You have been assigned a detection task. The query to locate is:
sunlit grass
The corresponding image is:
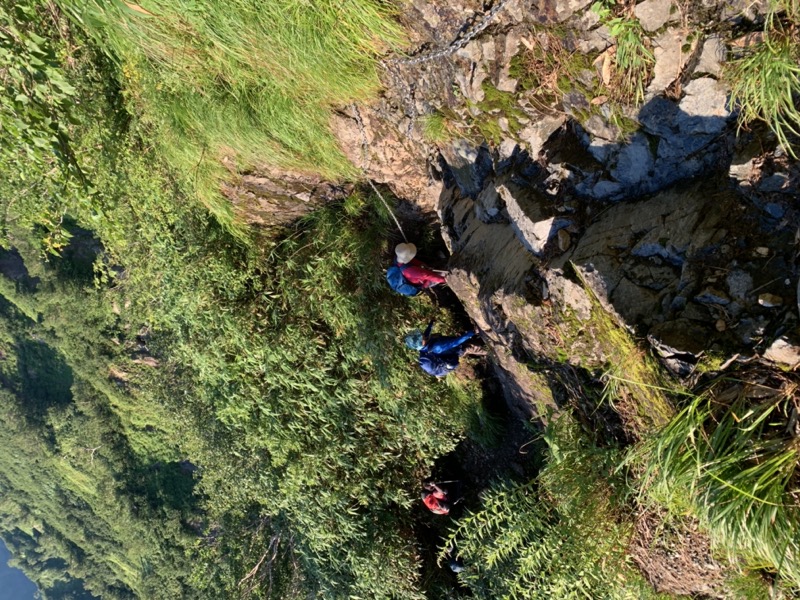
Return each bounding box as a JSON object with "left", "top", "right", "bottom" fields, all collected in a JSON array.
[
  {"left": 58, "top": 0, "right": 406, "bottom": 233},
  {"left": 633, "top": 375, "right": 800, "bottom": 587},
  {"left": 727, "top": 0, "right": 800, "bottom": 156}
]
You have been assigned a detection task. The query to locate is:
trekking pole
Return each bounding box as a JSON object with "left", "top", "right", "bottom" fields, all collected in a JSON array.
[{"left": 366, "top": 178, "right": 409, "bottom": 243}]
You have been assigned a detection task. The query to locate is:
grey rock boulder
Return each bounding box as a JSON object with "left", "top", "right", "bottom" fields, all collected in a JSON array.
[
  {"left": 518, "top": 115, "right": 565, "bottom": 157},
  {"left": 678, "top": 78, "right": 731, "bottom": 133},
  {"left": 647, "top": 29, "right": 691, "bottom": 97},
  {"left": 634, "top": 0, "right": 678, "bottom": 32}
]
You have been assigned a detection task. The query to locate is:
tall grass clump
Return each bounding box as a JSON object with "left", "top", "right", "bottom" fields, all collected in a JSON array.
[
  {"left": 56, "top": 0, "right": 405, "bottom": 230},
  {"left": 727, "top": 0, "right": 800, "bottom": 155},
  {"left": 570, "top": 263, "right": 675, "bottom": 436},
  {"left": 635, "top": 374, "right": 800, "bottom": 587},
  {"left": 591, "top": 2, "right": 654, "bottom": 105},
  {"left": 441, "top": 416, "right": 663, "bottom": 599}
]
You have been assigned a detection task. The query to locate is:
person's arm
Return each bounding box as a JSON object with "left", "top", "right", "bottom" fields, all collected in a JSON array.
[{"left": 422, "top": 320, "right": 434, "bottom": 344}]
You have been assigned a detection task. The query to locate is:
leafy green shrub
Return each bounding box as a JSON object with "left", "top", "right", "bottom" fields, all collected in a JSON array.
[
  {"left": 441, "top": 416, "right": 659, "bottom": 599},
  {"left": 0, "top": 2, "right": 87, "bottom": 255},
  {"left": 0, "top": 3, "right": 80, "bottom": 179}
]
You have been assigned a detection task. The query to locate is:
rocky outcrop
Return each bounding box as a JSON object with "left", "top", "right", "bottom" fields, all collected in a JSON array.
[
  {"left": 439, "top": 127, "right": 799, "bottom": 395},
  {"left": 331, "top": 106, "right": 443, "bottom": 212},
  {"left": 222, "top": 167, "right": 352, "bottom": 230}
]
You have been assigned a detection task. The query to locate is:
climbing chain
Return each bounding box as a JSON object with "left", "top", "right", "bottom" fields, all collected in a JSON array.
[
  {"left": 350, "top": 0, "right": 513, "bottom": 241},
  {"left": 351, "top": 103, "right": 409, "bottom": 242},
  {"left": 383, "top": 0, "right": 512, "bottom": 67}
]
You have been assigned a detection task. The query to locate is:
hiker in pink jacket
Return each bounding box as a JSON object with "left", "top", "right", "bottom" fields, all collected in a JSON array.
[{"left": 394, "top": 243, "right": 446, "bottom": 288}]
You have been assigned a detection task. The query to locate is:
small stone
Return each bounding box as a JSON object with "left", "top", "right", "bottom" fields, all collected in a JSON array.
[
  {"left": 518, "top": 115, "right": 565, "bottom": 157},
  {"left": 499, "top": 137, "right": 517, "bottom": 159},
  {"left": 695, "top": 288, "right": 730, "bottom": 306},
  {"left": 715, "top": 319, "right": 727, "bottom": 332},
  {"left": 482, "top": 40, "right": 496, "bottom": 63},
  {"left": 455, "top": 39, "right": 483, "bottom": 63},
  {"left": 553, "top": 0, "right": 594, "bottom": 22},
  {"left": 562, "top": 92, "right": 590, "bottom": 115},
  {"left": 583, "top": 114, "right": 620, "bottom": 141},
  {"left": 557, "top": 228, "right": 571, "bottom": 251},
  {"left": 634, "top": 0, "right": 677, "bottom": 32},
  {"left": 591, "top": 179, "right": 623, "bottom": 199},
  {"left": 758, "top": 173, "right": 789, "bottom": 192},
  {"left": 758, "top": 293, "right": 783, "bottom": 308},
  {"left": 497, "top": 31, "right": 521, "bottom": 92},
  {"left": 694, "top": 36, "right": 725, "bottom": 76},
  {"left": 754, "top": 247, "right": 769, "bottom": 257},
  {"left": 729, "top": 158, "right": 754, "bottom": 180},
  {"left": 498, "top": 117, "right": 510, "bottom": 133},
  {"left": 577, "top": 69, "right": 598, "bottom": 88},
  {"left": 764, "top": 337, "right": 800, "bottom": 367},
  {"left": 647, "top": 29, "right": 691, "bottom": 96},
  {"left": 679, "top": 78, "right": 731, "bottom": 123},
  {"left": 726, "top": 269, "right": 753, "bottom": 301},
  {"left": 763, "top": 202, "right": 786, "bottom": 219}
]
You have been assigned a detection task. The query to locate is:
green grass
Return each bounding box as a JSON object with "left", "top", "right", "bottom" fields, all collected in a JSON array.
[
  {"left": 57, "top": 0, "right": 405, "bottom": 232},
  {"left": 727, "top": 1, "right": 800, "bottom": 156},
  {"left": 633, "top": 374, "right": 800, "bottom": 588},
  {"left": 464, "top": 82, "right": 528, "bottom": 144},
  {"left": 568, "top": 265, "right": 676, "bottom": 436},
  {"left": 420, "top": 111, "right": 455, "bottom": 144},
  {"left": 441, "top": 416, "right": 671, "bottom": 600},
  {"left": 509, "top": 27, "right": 596, "bottom": 106},
  {"left": 591, "top": 2, "right": 654, "bottom": 105}
]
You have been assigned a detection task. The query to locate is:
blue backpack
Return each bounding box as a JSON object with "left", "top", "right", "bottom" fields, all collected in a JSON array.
[{"left": 386, "top": 264, "right": 421, "bottom": 296}]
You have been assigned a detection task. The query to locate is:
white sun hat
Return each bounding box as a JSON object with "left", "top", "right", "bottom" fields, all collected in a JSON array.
[{"left": 395, "top": 242, "right": 417, "bottom": 264}]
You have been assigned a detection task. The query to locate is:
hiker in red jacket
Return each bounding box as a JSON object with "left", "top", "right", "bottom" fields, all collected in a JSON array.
[
  {"left": 394, "top": 243, "right": 446, "bottom": 288},
  {"left": 421, "top": 481, "right": 452, "bottom": 515}
]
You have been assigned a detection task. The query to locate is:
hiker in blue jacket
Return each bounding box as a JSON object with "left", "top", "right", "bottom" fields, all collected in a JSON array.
[{"left": 405, "top": 320, "right": 483, "bottom": 377}]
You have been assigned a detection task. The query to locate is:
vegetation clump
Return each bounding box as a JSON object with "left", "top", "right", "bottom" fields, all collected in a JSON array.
[
  {"left": 635, "top": 368, "right": 800, "bottom": 590},
  {"left": 591, "top": 1, "right": 654, "bottom": 105},
  {"left": 442, "top": 416, "right": 666, "bottom": 599},
  {"left": 727, "top": 0, "right": 800, "bottom": 155}
]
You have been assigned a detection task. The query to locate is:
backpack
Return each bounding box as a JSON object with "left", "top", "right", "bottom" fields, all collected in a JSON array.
[{"left": 386, "top": 264, "right": 421, "bottom": 296}]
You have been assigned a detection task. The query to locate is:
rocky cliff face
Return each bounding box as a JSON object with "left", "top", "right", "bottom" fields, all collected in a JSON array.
[
  {"left": 438, "top": 134, "right": 799, "bottom": 414},
  {"left": 326, "top": 0, "right": 800, "bottom": 421}
]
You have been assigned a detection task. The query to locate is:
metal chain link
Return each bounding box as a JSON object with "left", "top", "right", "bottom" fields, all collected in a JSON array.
[{"left": 383, "top": 0, "right": 512, "bottom": 67}]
